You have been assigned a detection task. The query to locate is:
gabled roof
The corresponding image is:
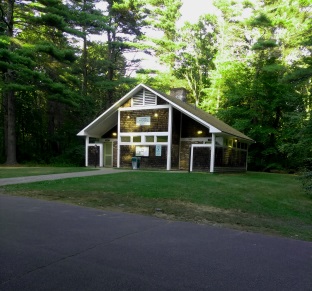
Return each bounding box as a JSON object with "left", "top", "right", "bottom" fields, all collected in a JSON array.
[{"left": 77, "top": 83, "right": 254, "bottom": 142}]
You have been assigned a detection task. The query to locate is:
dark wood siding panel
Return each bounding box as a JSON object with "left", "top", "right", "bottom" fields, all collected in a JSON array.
[
  {"left": 120, "top": 145, "right": 167, "bottom": 169},
  {"left": 120, "top": 109, "right": 168, "bottom": 133}
]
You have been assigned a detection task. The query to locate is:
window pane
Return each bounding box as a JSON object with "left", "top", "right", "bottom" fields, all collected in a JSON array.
[
  {"left": 121, "top": 136, "right": 131, "bottom": 142},
  {"left": 157, "top": 136, "right": 168, "bottom": 142},
  {"left": 133, "top": 136, "right": 141, "bottom": 142},
  {"left": 145, "top": 136, "right": 154, "bottom": 142}
]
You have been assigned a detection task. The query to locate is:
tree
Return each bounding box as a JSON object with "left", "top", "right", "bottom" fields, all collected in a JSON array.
[
  {"left": 102, "top": 0, "right": 148, "bottom": 106},
  {"left": 213, "top": 0, "right": 312, "bottom": 170},
  {"left": 86, "top": 41, "right": 132, "bottom": 116},
  {"left": 1, "top": 0, "right": 15, "bottom": 164},
  {"left": 0, "top": 0, "right": 81, "bottom": 164},
  {"left": 173, "top": 15, "right": 217, "bottom": 107},
  {"left": 146, "top": 0, "right": 182, "bottom": 68},
  {"left": 66, "top": 0, "right": 108, "bottom": 97}
]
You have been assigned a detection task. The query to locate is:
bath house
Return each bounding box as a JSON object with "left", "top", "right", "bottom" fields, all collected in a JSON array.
[{"left": 77, "top": 84, "right": 254, "bottom": 172}]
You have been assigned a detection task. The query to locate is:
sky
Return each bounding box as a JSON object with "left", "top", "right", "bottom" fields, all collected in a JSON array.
[{"left": 179, "top": 0, "right": 215, "bottom": 24}]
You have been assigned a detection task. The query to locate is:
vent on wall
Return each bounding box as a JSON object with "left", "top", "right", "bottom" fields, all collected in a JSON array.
[{"left": 132, "top": 89, "right": 157, "bottom": 106}]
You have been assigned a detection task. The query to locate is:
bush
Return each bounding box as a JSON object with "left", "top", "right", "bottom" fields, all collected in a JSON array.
[
  {"left": 300, "top": 171, "right": 312, "bottom": 198},
  {"left": 48, "top": 145, "right": 85, "bottom": 167}
]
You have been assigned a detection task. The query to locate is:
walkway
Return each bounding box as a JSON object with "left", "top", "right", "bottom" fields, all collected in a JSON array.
[{"left": 0, "top": 168, "right": 130, "bottom": 186}]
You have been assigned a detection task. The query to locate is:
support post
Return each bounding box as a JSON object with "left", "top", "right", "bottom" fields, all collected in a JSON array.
[
  {"left": 210, "top": 133, "right": 216, "bottom": 173},
  {"left": 189, "top": 145, "right": 193, "bottom": 172},
  {"left": 117, "top": 109, "right": 121, "bottom": 168},
  {"left": 85, "top": 136, "right": 89, "bottom": 167},
  {"left": 167, "top": 105, "right": 172, "bottom": 170}
]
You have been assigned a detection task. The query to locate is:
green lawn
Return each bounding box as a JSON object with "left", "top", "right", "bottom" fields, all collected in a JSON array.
[
  {"left": 1, "top": 170, "right": 311, "bottom": 241},
  {"left": 0, "top": 166, "right": 96, "bottom": 178}
]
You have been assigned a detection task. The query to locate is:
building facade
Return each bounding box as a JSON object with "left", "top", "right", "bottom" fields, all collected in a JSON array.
[{"left": 78, "top": 84, "right": 254, "bottom": 172}]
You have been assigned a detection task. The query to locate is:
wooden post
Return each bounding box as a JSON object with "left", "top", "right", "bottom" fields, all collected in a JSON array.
[{"left": 210, "top": 133, "right": 216, "bottom": 173}]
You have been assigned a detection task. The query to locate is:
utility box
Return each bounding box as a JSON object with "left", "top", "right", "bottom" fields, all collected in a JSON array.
[{"left": 131, "top": 157, "right": 141, "bottom": 169}]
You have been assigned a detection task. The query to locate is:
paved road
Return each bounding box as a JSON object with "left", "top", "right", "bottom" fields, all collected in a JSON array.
[
  {"left": 0, "top": 168, "right": 130, "bottom": 186},
  {"left": 0, "top": 195, "right": 311, "bottom": 291}
]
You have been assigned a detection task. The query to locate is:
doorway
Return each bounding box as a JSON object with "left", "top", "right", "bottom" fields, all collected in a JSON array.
[
  {"left": 103, "top": 142, "right": 113, "bottom": 167},
  {"left": 189, "top": 144, "right": 211, "bottom": 172}
]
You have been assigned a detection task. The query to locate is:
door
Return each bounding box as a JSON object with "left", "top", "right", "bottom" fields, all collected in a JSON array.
[
  {"left": 190, "top": 144, "right": 211, "bottom": 172},
  {"left": 104, "top": 142, "right": 113, "bottom": 167}
]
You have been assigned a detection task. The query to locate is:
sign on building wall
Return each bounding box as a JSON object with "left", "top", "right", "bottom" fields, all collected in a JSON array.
[
  {"left": 136, "top": 116, "right": 151, "bottom": 126},
  {"left": 155, "top": 145, "right": 162, "bottom": 156},
  {"left": 136, "top": 146, "right": 149, "bottom": 156}
]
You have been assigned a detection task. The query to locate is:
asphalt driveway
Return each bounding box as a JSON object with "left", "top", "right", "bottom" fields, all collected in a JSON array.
[{"left": 0, "top": 194, "right": 311, "bottom": 291}]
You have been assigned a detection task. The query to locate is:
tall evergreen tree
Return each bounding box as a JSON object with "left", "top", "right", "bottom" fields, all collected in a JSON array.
[
  {"left": 0, "top": 0, "right": 81, "bottom": 164},
  {"left": 102, "top": 0, "right": 148, "bottom": 106},
  {"left": 146, "top": 0, "right": 182, "bottom": 69},
  {"left": 173, "top": 15, "right": 217, "bottom": 107},
  {"left": 65, "top": 0, "right": 108, "bottom": 97}
]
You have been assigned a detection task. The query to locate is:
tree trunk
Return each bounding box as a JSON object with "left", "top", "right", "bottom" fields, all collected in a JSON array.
[
  {"left": 5, "top": 90, "right": 17, "bottom": 165},
  {"left": 107, "top": 29, "right": 114, "bottom": 106},
  {"left": 81, "top": 0, "right": 88, "bottom": 97},
  {"left": 82, "top": 33, "right": 88, "bottom": 96},
  {"left": 3, "top": 0, "right": 18, "bottom": 165}
]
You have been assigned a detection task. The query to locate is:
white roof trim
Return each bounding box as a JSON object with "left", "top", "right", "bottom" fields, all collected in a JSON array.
[{"left": 77, "top": 84, "right": 145, "bottom": 136}]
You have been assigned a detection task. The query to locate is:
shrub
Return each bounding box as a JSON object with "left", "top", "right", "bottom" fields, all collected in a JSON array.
[{"left": 300, "top": 171, "right": 312, "bottom": 198}]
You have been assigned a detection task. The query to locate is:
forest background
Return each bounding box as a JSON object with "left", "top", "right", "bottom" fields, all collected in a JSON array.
[{"left": 0, "top": 0, "right": 311, "bottom": 172}]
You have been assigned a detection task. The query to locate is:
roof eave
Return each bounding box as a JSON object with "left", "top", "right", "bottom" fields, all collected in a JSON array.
[{"left": 76, "top": 83, "right": 145, "bottom": 137}]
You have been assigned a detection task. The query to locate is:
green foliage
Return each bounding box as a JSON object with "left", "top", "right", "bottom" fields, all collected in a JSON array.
[
  {"left": 48, "top": 145, "right": 85, "bottom": 167},
  {"left": 144, "top": 0, "right": 182, "bottom": 68},
  {"left": 136, "top": 69, "right": 186, "bottom": 93},
  {"left": 173, "top": 15, "right": 218, "bottom": 106},
  {"left": 300, "top": 171, "right": 312, "bottom": 198},
  {"left": 252, "top": 39, "right": 278, "bottom": 50},
  {"left": 207, "top": 0, "right": 312, "bottom": 171}
]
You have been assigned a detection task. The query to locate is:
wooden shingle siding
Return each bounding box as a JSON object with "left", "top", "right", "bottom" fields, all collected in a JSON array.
[
  {"left": 119, "top": 145, "right": 167, "bottom": 169},
  {"left": 140, "top": 146, "right": 167, "bottom": 169},
  {"left": 113, "top": 141, "right": 118, "bottom": 167},
  {"left": 120, "top": 145, "right": 135, "bottom": 167},
  {"left": 120, "top": 109, "right": 169, "bottom": 133},
  {"left": 180, "top": 141, "right": 192, "bottom": 170}
]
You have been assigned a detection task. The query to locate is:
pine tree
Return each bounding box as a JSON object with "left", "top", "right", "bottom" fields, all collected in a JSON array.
[
  {"left": 0, "top": 0, "right": 81, "bottom": 164},
  {"left": 173, "top": 15, "right": 218, "bottom": 107}
]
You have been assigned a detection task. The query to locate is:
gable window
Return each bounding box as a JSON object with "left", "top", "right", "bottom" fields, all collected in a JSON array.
[
  {"left": 157, "top": 136, "right": 168, "bottom": 142},
  {"left": 121, "top": 136, "right": 131, "bottom": 142},
  {"left": 132, "top": 89, "right": 157, "bottom": 107}
]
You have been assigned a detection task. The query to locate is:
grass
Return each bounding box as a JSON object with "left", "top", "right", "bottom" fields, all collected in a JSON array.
[
  {"left": 1, "top": 170, "right": 311, "bottom": 241},
  {"left": 0, "top": 166, "right": 96, "bottom": 178}
]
